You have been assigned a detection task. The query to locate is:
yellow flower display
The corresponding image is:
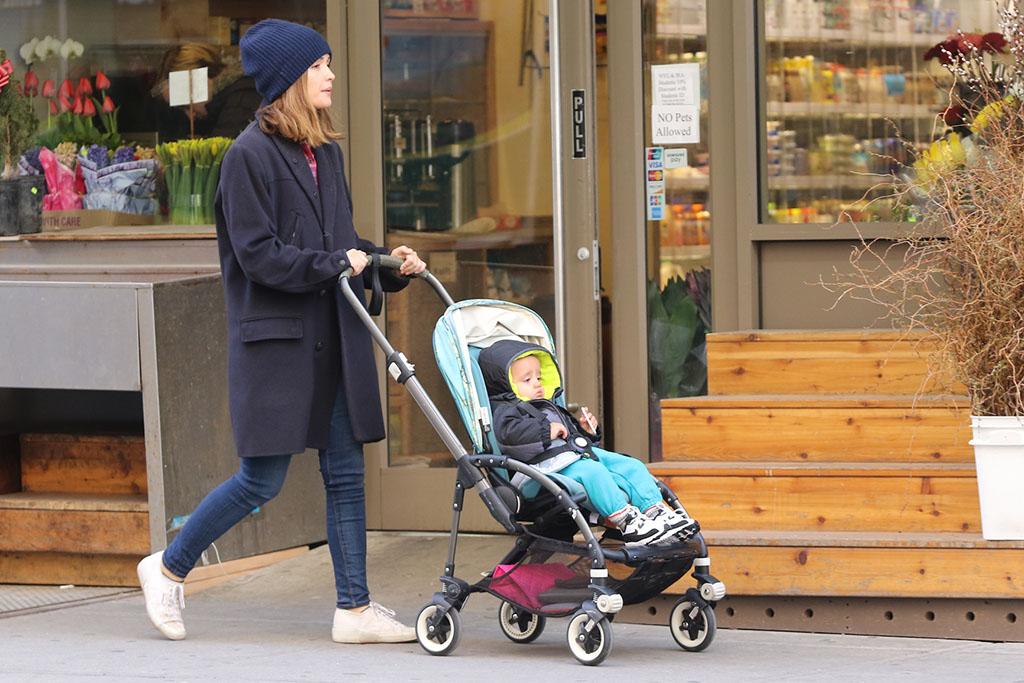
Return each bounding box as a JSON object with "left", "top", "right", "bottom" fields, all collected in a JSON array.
[{"left": 971, "top": 95, "right": 1019, "bottom": 134}]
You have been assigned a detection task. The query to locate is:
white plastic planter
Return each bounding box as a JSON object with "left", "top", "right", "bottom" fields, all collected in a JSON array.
[{"left": 969, "top": 416, "right": 1024, "bottom": 540}]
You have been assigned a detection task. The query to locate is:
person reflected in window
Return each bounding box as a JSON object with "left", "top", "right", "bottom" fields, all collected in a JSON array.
[{"left": 152, "top": 43, "right": 262, "bottom": 141}]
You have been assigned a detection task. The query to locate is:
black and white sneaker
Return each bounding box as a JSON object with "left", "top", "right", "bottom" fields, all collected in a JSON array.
[
  {"left": 617, "top": 506, "right": 668, "bottom": 546},
  {"left": 647, "top": 504, "right": 700, "bottom": 542}
]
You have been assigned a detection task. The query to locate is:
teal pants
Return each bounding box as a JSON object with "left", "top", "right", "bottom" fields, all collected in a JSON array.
[{"left": 557, "top": 447, "right": 663, "bottom": 517}]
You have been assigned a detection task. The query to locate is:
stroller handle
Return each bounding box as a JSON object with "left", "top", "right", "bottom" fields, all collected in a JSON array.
[{"left": 339, "top": 253, "right": 455, "bottom": 308}]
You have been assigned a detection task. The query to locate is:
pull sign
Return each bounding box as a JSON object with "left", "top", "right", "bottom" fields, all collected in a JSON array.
[{"left": 571, "top": 89, "right": 587, "bottom": 159}]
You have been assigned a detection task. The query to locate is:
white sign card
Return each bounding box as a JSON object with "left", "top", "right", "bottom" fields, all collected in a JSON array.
[
  {"left": 651, "top": 62, "right": 700, "bottom": 106},
  {"left": 652, "top": 105, "right": 699, "bottom": 144},
  {"left": 664, "top": 148, "right": 688, "bottom": 169},
  {"left": 168, "top": 67, "right": 209, "bottom": 107},
  {"left": 651, "top": 62, "right": 700, "bottom": 144}
]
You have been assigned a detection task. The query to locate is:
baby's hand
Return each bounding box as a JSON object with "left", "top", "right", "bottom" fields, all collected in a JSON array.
[{"left": 549, "top": 422, "right": 568, "bottom": 440}]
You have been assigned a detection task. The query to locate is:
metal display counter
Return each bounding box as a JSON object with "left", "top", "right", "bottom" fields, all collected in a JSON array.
[{"left": 0, "top": 268, "right": 326, "bottom": 567}]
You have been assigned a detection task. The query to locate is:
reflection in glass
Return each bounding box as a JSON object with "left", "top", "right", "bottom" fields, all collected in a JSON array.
[
  {"left": 381, "top": 1, "right": 555, "bottom": 467},
  {"left": 760, "top": 0, "right": 998, "bottom": 224}
]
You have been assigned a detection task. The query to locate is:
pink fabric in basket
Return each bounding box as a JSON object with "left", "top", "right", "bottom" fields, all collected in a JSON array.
[{"left": 491, "top": 563, "right": 579, "bottom": 611}]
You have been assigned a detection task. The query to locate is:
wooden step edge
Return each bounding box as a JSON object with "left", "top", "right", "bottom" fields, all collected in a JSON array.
[
  {"left": 184, "top": 545, "right": 309, "bottom": 596},
  {"left": 701, "top": 530, "right": 1024, "bottom": 550},
  {"left": 20, "top": 432, "right": 145, "bottom": 444},
  {"left": 649, "top": 461, "right": 977, "bottom": 478},
  {"left": 0, "top": 492, "right": 148, "bottom": 513},
  {"left": 661, "top": 394, "right": 970, "bottom": 409},
  {"left": 708, "top": 329, "right": 930, "bottom": 343}
]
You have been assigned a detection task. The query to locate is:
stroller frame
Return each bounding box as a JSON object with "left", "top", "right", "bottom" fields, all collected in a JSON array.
[{"left": 339, "top": 256, "right": 726, "bottom": 666}]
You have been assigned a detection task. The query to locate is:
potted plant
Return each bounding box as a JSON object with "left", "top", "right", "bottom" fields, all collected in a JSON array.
[
  {"left": 0, "top": 49, "right": 40, "bottom": 236},
  {"left": 828, "top": 9, "right": 1024, "bottom": 539}
]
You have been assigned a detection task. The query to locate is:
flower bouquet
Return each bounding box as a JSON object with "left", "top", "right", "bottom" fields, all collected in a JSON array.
[
  {"left": 38, "top": 142, "right": 82, "bottom": 212},
  {"left": 77, "top": 144, "right": 159, "bottom": 215},
  {"left": 155, "top": 137, "right": 233, "bottom": 225}
]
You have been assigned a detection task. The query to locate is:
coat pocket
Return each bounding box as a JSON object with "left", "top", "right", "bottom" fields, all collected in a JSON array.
[{"left": 240, "top": 316, "right": 303, "bottom": 342}]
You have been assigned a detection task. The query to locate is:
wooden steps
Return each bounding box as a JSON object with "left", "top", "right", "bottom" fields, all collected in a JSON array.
[
  {"left": 657, "top": 330, "right": 1021, "bottom": 601},
  {"left": 652, "top": 462, "right": 981, "bottom": 533},
  {"left": 19, "top": 433, "right": 147, "bottom": 495},
  {"left": 661, "top": 395, "right": 972, "bottom": 462},
  {"left": 707, "top": 330, "right": 961, "bottom": 395},
  {"left": 676, "top": 532, "right": 1024, "bottom": 599},
  {"left": 0, "top": 434, "right": 149, "bottom": 586}
]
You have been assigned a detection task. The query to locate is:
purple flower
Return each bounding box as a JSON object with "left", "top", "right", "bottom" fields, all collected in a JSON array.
[
  {"left": 87, "top": 144, "right": 109, "bottom": 169},
  {"left": 113, "top": 146, "right": 136, "bottom": 165}
]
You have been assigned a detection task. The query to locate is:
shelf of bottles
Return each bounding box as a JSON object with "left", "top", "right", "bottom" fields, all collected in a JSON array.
[
  {"left": 759, "top": 0, "right": 992, "bottom": 225},
  {"left": 646, "top": 0, "right": 710, "bottom": 286}
]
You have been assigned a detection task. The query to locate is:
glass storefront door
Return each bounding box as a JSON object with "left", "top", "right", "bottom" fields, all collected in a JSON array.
[
  {"left": 353, "top": 0, "right": 603, "bottom": 530},
  {"left": 641, "top": 0, "right": 711, "bottom": 460}
]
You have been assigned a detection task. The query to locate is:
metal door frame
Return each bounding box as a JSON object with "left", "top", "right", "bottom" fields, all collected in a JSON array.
[{"left": 345, "top": 0, "right": 602, "bottom": 531}]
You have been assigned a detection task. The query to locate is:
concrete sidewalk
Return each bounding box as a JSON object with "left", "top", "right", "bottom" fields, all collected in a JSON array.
[{"left": 1, "top": 532, "right": 1023, "bottom": 682}]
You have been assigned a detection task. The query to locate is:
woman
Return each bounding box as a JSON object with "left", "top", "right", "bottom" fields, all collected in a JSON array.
[
  {"left": 151, "top": 42, "right": 263, "bottom": 141},
  {"left": 136, "top": 19, "right": 426, "bottom": 645}
]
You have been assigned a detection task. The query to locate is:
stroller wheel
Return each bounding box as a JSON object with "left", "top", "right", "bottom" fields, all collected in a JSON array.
[
  {"left": 498, "top": 601, "right": 546, "bottom": 644},
  {"left": 565, "top": 611, "right": 613, "bottom": 666},
  {"left": 669, "top": 598, "right": 716, "bottom": 652},
  {"left": 416, "top": 603, "right": 462, "bottom": 656}
]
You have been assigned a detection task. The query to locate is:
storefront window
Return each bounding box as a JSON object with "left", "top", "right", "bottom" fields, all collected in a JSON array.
[
  {"left": 642, "top": 0, "right": 710, "bottom": 459},
  {"left": 760, "top": 0, "right": 997, "bottom": 224},
  {"left": 381, "top": 1, "right": 555, "bottom": 467},
  {"left": 1, "top": 1, "right": 324, "bottom": 227}
]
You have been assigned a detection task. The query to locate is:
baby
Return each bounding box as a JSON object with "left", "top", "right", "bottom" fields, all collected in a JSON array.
[{"left": 478, "top": 339, "right": 698, "bottom": 546}]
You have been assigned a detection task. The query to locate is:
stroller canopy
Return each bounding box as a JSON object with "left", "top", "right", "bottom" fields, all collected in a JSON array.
[{"left": 433, "top": 299, "right": 557, "bottom": 454}]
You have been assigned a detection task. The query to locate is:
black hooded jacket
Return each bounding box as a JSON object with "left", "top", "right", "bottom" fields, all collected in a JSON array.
[{"left": 478, "top": 339, "right": 599, "bottom": 464}]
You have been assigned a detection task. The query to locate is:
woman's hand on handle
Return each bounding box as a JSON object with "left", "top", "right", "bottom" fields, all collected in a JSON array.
[
  {"left": 390, "top": 245, "right": 426, "bottom": 276},
  {"left": 345, "top": 249, "right": 369, "bottom": 276}
]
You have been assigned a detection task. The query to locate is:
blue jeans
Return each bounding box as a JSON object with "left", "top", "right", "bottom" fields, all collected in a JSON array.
[
  {"left": 557, "top": 447, "right": 663, "bottom": 517},
  {"left": 162, "top": 382, "right": 369, "bottom": 608}
]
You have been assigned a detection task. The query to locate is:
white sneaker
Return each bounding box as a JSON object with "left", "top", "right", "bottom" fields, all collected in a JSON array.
[
  {"left": 137, "top": 551, "right": 186, "bottom": 641},
  {"left": 617, "top": 505, "right": 667, "bottom": 546},
  {"left": 646, "top": 503, "right": 700, "bottom": 541},
  {"left": 331, "top": 601, "right": 416, "bottom": 643}
]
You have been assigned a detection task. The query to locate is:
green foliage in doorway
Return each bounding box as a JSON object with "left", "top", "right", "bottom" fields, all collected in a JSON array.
[{"left": 647, "top": 270, "right": 710, "bottom": 399}]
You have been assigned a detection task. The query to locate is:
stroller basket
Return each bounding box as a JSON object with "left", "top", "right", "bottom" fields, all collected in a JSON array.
[{"left": 338, "top": 255, "right": 726, "bottom": 666}]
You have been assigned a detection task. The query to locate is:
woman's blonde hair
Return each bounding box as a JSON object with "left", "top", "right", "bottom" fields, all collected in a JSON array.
[{"left": 257, "top": 72, "right": 343, "bottom": 147}]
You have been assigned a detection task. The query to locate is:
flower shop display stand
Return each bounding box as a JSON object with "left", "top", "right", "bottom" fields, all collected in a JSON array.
[
  {"left": 631, "top": 330, "right": 1024, "bottom": 642},
  {"left": 0, "top": 273, "right": 325, "bottom": 586}
]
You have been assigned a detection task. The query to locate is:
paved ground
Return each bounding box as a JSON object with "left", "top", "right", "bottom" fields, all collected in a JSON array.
[{"left": 2, "top": 532, "right": 1023, "bottom": 682}]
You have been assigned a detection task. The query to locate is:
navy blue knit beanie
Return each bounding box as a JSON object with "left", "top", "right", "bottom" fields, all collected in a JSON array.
[{"left": 240, "top": 19, "right": 331, "bottom": 104}]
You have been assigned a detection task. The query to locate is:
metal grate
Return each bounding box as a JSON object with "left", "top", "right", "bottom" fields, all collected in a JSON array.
[
  {"left": 0, "top": 585, "right": 137, "bottom": 617},
  {"left": 621, "top": 595, "right": 1024, "bottom": 642}
]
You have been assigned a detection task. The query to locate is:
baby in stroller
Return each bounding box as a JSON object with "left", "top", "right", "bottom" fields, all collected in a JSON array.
[{"left": 479, "top": 340, "right": 699, "bottom": 546}]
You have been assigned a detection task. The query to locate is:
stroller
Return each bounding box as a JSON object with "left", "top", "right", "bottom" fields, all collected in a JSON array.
[{"left": 340, "top": 256, "right": 726, "bottom": 666}]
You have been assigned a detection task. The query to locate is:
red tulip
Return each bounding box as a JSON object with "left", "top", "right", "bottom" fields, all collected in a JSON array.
[
  {"left": 58, "top": 93, "right": 72, "bottom": 112},
  {"left": 58, "top": 79, "right": 72, "bottom": 98},
  {"left": 72, "top": 95, "right": 83, "bottom": 115},
  {"left": 49, "top": 99, "right": 58, "bottom": 115},
  {"left": 0, "top": 59, "right": 10, "bottom": 94},
  {"left": 76, "top": 76, "right": 92, "bottom": 97},
  {"left": 101, "top": 95, "right": 115, "bottom": 113},
  {"left": 23, "top": 69, "right": 38, "bottom": 96},
  {"left": 95, "top": 70, "right": 110, "bottom": 91},
  {"left": 41, "top": 79, "right": 55, "bottom": 97},
  {"left": 82, "top": 98, "right": 96, "bottom": 116}
]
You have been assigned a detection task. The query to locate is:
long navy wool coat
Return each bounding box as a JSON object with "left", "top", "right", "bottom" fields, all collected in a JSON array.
[{"left": 215, "top": 121, "right": 407, "bottom": 457}]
